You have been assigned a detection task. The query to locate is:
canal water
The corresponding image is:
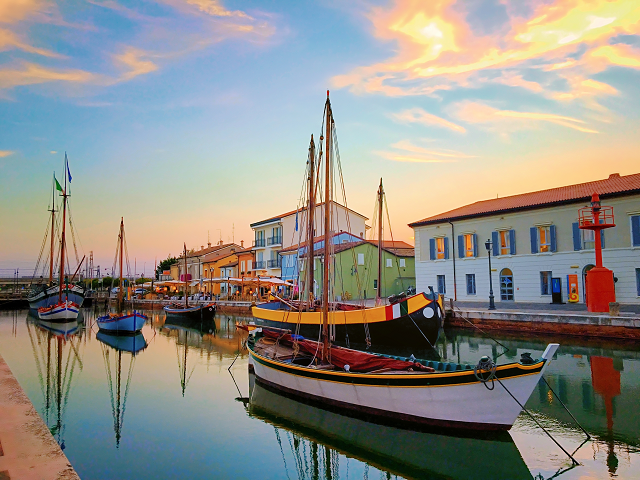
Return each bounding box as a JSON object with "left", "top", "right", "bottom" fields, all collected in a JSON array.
[{"left": 0, "top": 308, "right": 639, "bottom": 480}]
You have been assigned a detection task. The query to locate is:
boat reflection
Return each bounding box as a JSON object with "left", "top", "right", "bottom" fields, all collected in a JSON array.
[
  {"left": 247, "top": 373, "right": 533, "bottom": 480},
  {"left": 96, "top": 331, "right": 148, "bottom": 447},
  {"left": 26, "top": 313, "right": 84, "bottom": 450}
]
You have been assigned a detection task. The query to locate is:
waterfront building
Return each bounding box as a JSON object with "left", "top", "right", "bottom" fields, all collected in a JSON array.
[
  {"left": 409, "top": 173, "right": 640, "bottom": 305},
  {"left": 176, "top": 242, "right": 241, "bottom": 294},
  {"left": 250, "top": 201, "right": 368, "bottom": 278}
]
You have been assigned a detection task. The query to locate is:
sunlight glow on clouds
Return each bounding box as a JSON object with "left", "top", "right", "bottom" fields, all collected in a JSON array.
[
  {"left": 390, "top": 107, "right": 466, "bottom": 132},
  {"left": 0, "top": 151, "right": 15, "bottom": 157},
  {"left": 377, "top": 139, "right": 474, "bottom": 163}
]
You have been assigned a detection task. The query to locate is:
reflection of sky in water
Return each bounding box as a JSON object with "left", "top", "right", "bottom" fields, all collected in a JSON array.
[{"left": 0, "top": 309, "right": 638, "bottom": 479}]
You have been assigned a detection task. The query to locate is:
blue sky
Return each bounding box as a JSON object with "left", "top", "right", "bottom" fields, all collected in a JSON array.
[{"left": 2, "top": 0, "right": 639, "bottom": 275}]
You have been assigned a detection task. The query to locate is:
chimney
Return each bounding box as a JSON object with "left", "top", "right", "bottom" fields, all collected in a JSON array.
[
  {"left": 218, "top": 240, "right": 223, "bottom": 246},
  {"left": 241, "top": 240, "right": 244, "bottom": 248},
  {"left": 201, "top": 245, "right": 204, "bottom": 250},
  {"left": 208, "top": 242, "right": 211, "bottom": 247},
  {"left": 609, "top": 173, "right": 620, "bottom": 179}
]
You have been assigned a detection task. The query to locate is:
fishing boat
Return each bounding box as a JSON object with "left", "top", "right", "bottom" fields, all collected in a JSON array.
[
  {"left": 251, "top": 93, "right": 441, "bottom": 348},
  {"left": 97, "top": 218, "right": 147, "bottom": 333},
  {"left": 248, "top": 375, "right": 533, "bottom": 479},
  {"left": 37, "top": 155, "right": 84, "bottom": 321},
  {"left": 97, "top": 330, "right": 147, "bottom": 447},
  {"left": 28, "top": 156, "right": 85, "bottom": 310},
  {"left": 163, "top": 243, "right": 216, "bottom": 321},
  {"left": 247, "top": 92, "right": 560, "bottom": 432}
]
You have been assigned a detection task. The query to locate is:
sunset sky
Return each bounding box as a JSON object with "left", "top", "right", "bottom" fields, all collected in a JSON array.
[{"left": 2, "top": 0, "right": 639, "bottom": 276}]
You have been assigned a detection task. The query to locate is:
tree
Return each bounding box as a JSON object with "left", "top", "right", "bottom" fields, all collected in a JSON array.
[{"left": 156, "top": 255, "right": 178, "bottom": 279}]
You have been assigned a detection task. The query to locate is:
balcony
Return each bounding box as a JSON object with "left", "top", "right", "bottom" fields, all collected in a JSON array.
[
  {"left": 267, "top": 236, "right": 282, "bottom": 246},
  {"left": 254, "top": 261, "right": 266, "bottom": 269},
  {"left": 253, "top": 238, "right": 266, "bottom": 248},
  {"left": 267, "top": 259, "right": 282, "bottom": 269}
]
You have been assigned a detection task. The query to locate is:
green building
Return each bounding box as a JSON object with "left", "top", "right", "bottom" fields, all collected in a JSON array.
[{"left": 311, "top": 240, "right": 415, "bottom": 301}]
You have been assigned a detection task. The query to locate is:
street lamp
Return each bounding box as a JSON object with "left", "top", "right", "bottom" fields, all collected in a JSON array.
[{"left": 485, "top": 239, "right": 496, "bottom": 310}]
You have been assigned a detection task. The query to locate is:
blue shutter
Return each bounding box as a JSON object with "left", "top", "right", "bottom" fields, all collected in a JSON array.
[
  {"left": 530, "top": 227, "right": 538, "bottom": 254},
  {"left": 492, "top": 231, "right": 499, "bottom": 256},
  {"left": 473, "top": 233, "right": 478, "bottom": 257},
  {"left": 632, "top": 216, "right": 640, "bottom": 247},
  {"left": 458, "top": 235, "right": 464, "bottom": 258},
  {"left": 429, "top": 238, "right": 436, "bottom": 260},
  {"left": 600, "top": 229, "right": 605, "bottom": 249},
  {"left": 572, "top": 222, "right": 581, "bottom": 251},
  {"left": 509, "top": 229, "right": 516, "bottom": 255},
  {"left": 444, "top": 237, "right": 450, "bottom": 259},
  {"left": 550, "top": 225, "right": 557, "bottom": 252}
]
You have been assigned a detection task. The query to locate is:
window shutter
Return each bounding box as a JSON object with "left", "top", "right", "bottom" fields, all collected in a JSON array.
[
  {"left": 572, "top": 222, "right": 581, "bottom": 251},
  {"left": 444, "top": 237, "right": 450, "bottom": 259},
  {"left": 550, "top": 225, "right": 557, "bottom": 252},
  {"left": 473, "top": 233, "right": 478, "bottom": 257},
  {"left": 458, "top": 235, "right": 464, "bottom": 258},
  {"left": 509, "top": 230, "right": 516, "bottom": 255},
  {"left": 429, "top": 238, "right": 436, "bottom": 260},
  {"left": 632, "top": 216, "right": 640, "bottom": 246},
  {"left": 530, "top": 227, "right": 538, "bottom": 254},
  {"left": 492, "top": 231, "right": 499, "bottom": 256}
]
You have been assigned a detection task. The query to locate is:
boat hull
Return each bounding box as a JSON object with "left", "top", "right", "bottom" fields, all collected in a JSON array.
[
  {"left": 37, "top": 301, "right": 80, "bottom": 321},
  {"left": 28, "top": 284, "right": 85, "bottom": 310},
  {"left": 163, "top": 304, "right": 216, "bottom": 321},
  {"left": 248, "top": 342, "right": 558, "bottom": 431},
  {"left": 96, "top": 331, "right": 148, "bottom": 354},
  {"left": 97, "top": 312, "right": 147, "bottom": 333},
  {"left": 251, "top": 292, "right": 441, "bottom": 347}
]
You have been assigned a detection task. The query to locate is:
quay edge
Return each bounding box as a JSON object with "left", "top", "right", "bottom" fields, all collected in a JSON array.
[{"left": 0, "top": 353, "right": 80, "bottom": 480}]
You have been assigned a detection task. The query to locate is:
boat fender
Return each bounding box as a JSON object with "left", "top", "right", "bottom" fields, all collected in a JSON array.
[{"left": 344, "top": 364, "right": 350, "bottom": 372}]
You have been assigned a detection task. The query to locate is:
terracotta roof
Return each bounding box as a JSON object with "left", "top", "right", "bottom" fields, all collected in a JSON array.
[
  {"left": 182, "top": 243, "right": 239, "bottom": 259},
  {"left": 201, "top": 248, "right": 239, "bottom": 263},
  {"left": 309, "top": 240, "right": 414, "bottom": 258},
  {"left": 409, "top": 173, "right": 640, "bottom": 227},
  {"left": 250, "top": 201, "right": 368, "bottom": 228}
]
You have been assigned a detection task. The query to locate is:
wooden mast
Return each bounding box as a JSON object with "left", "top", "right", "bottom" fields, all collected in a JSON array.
[
  {"left": 48, "top": 175, "right": 57, "bottom": 284},
  {"left": 118, "top": 218, "right": 124, "bottom": 311},
  {"left": 321, "top": 91, "right": 332, "bottom": 360},
  {"left": 376, "top": 178, "right": 384, "bottom": 305},
  {"left": 307, "top": 134, "right": 315, "bottom": 308},
  {"left": 184, "top": 243, "right": 189, "bottom": 308},
  {"left": 58, "top": 160, "right": 68, "bottom": 303}
]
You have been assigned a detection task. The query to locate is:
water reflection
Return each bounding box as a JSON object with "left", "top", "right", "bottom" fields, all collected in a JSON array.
[
  {"left": 248, "top": 373, "right": 532, "bottom": 480},
  {"left": 25, "top": 313, "right": 84, "bottom": 451}
]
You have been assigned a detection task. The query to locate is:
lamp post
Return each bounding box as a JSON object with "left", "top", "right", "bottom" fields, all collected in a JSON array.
[{"left": 485, "top": 239, "right": 496, "bottom": 310}]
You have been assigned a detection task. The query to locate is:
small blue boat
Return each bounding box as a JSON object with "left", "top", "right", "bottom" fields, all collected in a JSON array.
[
  {"left": 97, "top": 311, "right": 147, "bottom": 333},
  {"left": 97, "top": 331, "right": 147, "bottom": 354}
]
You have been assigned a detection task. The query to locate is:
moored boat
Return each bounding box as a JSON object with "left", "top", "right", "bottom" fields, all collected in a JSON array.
[{"left": 38, "top": 300, "right": 80, "bottom": 321}]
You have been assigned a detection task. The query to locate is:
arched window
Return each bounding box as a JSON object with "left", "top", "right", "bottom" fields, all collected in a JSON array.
[{"left": 500, "top": 268, "right": 514, "bottom": 301}]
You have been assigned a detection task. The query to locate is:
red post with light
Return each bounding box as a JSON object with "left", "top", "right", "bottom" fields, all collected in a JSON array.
[{"left": 579, "top": 193, "right": 616, "bottom": 312}]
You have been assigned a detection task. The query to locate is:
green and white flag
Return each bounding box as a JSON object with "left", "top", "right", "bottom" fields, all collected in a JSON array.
[{"left": 54, "top": 174, "right": 63, "bottom": 193}]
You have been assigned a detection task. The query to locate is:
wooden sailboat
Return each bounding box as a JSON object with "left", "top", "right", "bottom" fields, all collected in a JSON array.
[
  {"left": 37, "top": 157, "right": 83, "bottom": 321},
  {"left": 163, "top": 243, "right": 216, "bottom": 321},
  {"left": 247, "top": 92, "right": 560, "bottom": 432},
  {"left": 97, "top": 218, "right": 147, "bottom": 333},
  {"left": 29, "top": 162, "right": 85, "bottom": 310},
  {"left": 252, "top": 93, "right": 441, "bottom": 348}
]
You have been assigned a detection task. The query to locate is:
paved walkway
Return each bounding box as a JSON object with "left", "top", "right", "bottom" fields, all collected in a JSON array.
[
  {"left": 450, "top": 300, "right": 640, "bottom": 315},
  {"left": 0, "top": 354, "right": 79, "bottom": 480}
]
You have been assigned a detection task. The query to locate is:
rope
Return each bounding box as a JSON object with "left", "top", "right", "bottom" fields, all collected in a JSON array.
[{"left": 473, "top": 356, "right": 497, "bottom": 390}]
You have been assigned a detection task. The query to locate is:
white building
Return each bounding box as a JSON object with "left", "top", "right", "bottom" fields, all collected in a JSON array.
[
  {"left": 410, "top": 173, "right": 640, "bottom": 305},
  {"left": 250, "top": 201, "right": 368, "bottom": 278}
]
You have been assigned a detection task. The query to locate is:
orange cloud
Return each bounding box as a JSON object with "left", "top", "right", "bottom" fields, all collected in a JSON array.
[
  {"left": 390, "top": 107, "right": 466, "bottom": 132},
  {"left": 112, "top": 48, "right": 158, "bottom": 82},
  {"left": 589, "top": 44, "right": 640, "bottom": 69},
  {"left": 183, "top": 0, "right": 250, "bottom": 18},
  {"left": 0, "top": 62, "right": 96, "bottom": 90},
  {"left": 0, "top": 150, "right": 15, "bottom": 157},
  {"left": 377, "top": 138, "right": 474, "bottom": 163},
  {"left": 0, "top": 28, "right": 61, "bottom": 57},
  {"left": 391, "top": 140, "right": 475, "bottom": 158},
  {"left": 453, "top": 101, "right": 599, "bottom": 133},
  {"left": 0, "top": 0, "right": 51, "bottom": 24}
]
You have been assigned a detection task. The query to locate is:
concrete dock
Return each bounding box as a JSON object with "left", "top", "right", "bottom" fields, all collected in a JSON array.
[{"left": 0, "top": 354, "right": 80, "bottom": 480}]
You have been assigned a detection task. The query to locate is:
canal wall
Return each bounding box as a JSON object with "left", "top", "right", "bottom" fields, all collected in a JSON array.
[
  {"left": 446, "top": 307, "right": 640, "bottom": 340},
  {"left": 0, "top": 354, "right": 80, "bottom": 480},
  {"left": 120, "top": 298, "right": 253, "bottom": 314}
]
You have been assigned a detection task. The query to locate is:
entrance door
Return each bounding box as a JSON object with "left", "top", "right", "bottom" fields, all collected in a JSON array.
[
  {"left": 582, "top": 264, "right": 595, "bottom": 304},
  {"left": 500, "top": 268, "right": 514, "bottom": 301}
]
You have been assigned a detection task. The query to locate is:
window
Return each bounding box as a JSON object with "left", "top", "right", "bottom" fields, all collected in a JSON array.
[
  {"left": 437, "top": 275, "right": 446, "bottom": 294},
  {"left": 466, "top": 274, "right": 476, "bottom": 295},
  {"left": 636, "top": 268, "right": 640, "bottom": 296},
  {"left": 373, "top": 279, "right": 378, "bottom": 290},
  {"left": 241, "top": 261, "right": 245, "bottom": 273},
  {"left": 247, "top": 260, "right": 252, "bottom": 271},
  {"left": 631, "top": 215, "right": 640, "bottom": 247},
  {"left": 538, "top": 226, "right": 551, "bottom": 252},
  {"left": 386, "top": 258, "right": 393, "bottom": 268},
  {"left": 399, "top": 258, "right": 406, "bottom": 268},
  {"left": 540, "top": 271, "right": 552, "bottom": 295},
  {"left": 436, "top": 238, "right": 446, "bottom": 259},
  {"left": 582, "top": 229, "right": 595, "bottom": 250},
  {"left": 357, "top": 253, "right": 365, "bottom": 265},
  {"left": 499, "top": 231, "right": 511, "bottom": 255},
  {"left": 464, "top": 234, "right": 474, "bottom": 257}
]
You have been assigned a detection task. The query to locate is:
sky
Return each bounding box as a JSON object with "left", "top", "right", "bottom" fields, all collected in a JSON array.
[{"left": 1, "top": 0, "right": 639, "bottom": 277}]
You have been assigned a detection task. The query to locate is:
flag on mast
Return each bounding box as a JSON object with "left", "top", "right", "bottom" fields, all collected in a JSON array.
[
  {"left": 65, "top": 152, "right": 72, "bottom": 183},
  {"left": 54, "top": 174, "right": 63, "bottom": 193}
]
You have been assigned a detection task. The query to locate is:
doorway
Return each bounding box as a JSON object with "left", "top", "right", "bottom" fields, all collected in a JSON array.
[
  {"left": 500, "top": 268, "right": 514, "bottom": 301},
  {"left": 582, "top": 264, "right": 595, "bottom": 304}
]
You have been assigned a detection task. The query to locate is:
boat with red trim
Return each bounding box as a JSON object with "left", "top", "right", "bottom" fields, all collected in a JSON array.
[{"left": 37, "top": 300, "right": 80, "bottom": 321}]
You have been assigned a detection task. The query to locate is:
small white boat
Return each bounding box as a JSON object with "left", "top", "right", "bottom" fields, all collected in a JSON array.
[
  {"left": 37, "top": 300, "right": 80, "bottom": 321},
  {"left": 97, "top": 311, "right": 147, "bottom": 333}
]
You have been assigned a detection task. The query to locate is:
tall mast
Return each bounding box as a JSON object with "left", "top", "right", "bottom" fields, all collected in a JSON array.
[
  {"left": 307, "top": 134, "right": 316, "bottom": 307},
  {"left": 48, "top": 174, "right": 57, "bottom": 284},
  {"left": 118, "top": 218, "right": 124, "bottom": 310},
  {"left": 58, "top": 158, "right": 69, "bottom": 303},
  {"left": 184, "top": 243, "right": 189, "bottom": 308},
  {"left": 321, "top": 91, "right": 332, "bottom": 360},
  {"left": 376, "top": 178, "right": 384, "bottom": 305}
]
